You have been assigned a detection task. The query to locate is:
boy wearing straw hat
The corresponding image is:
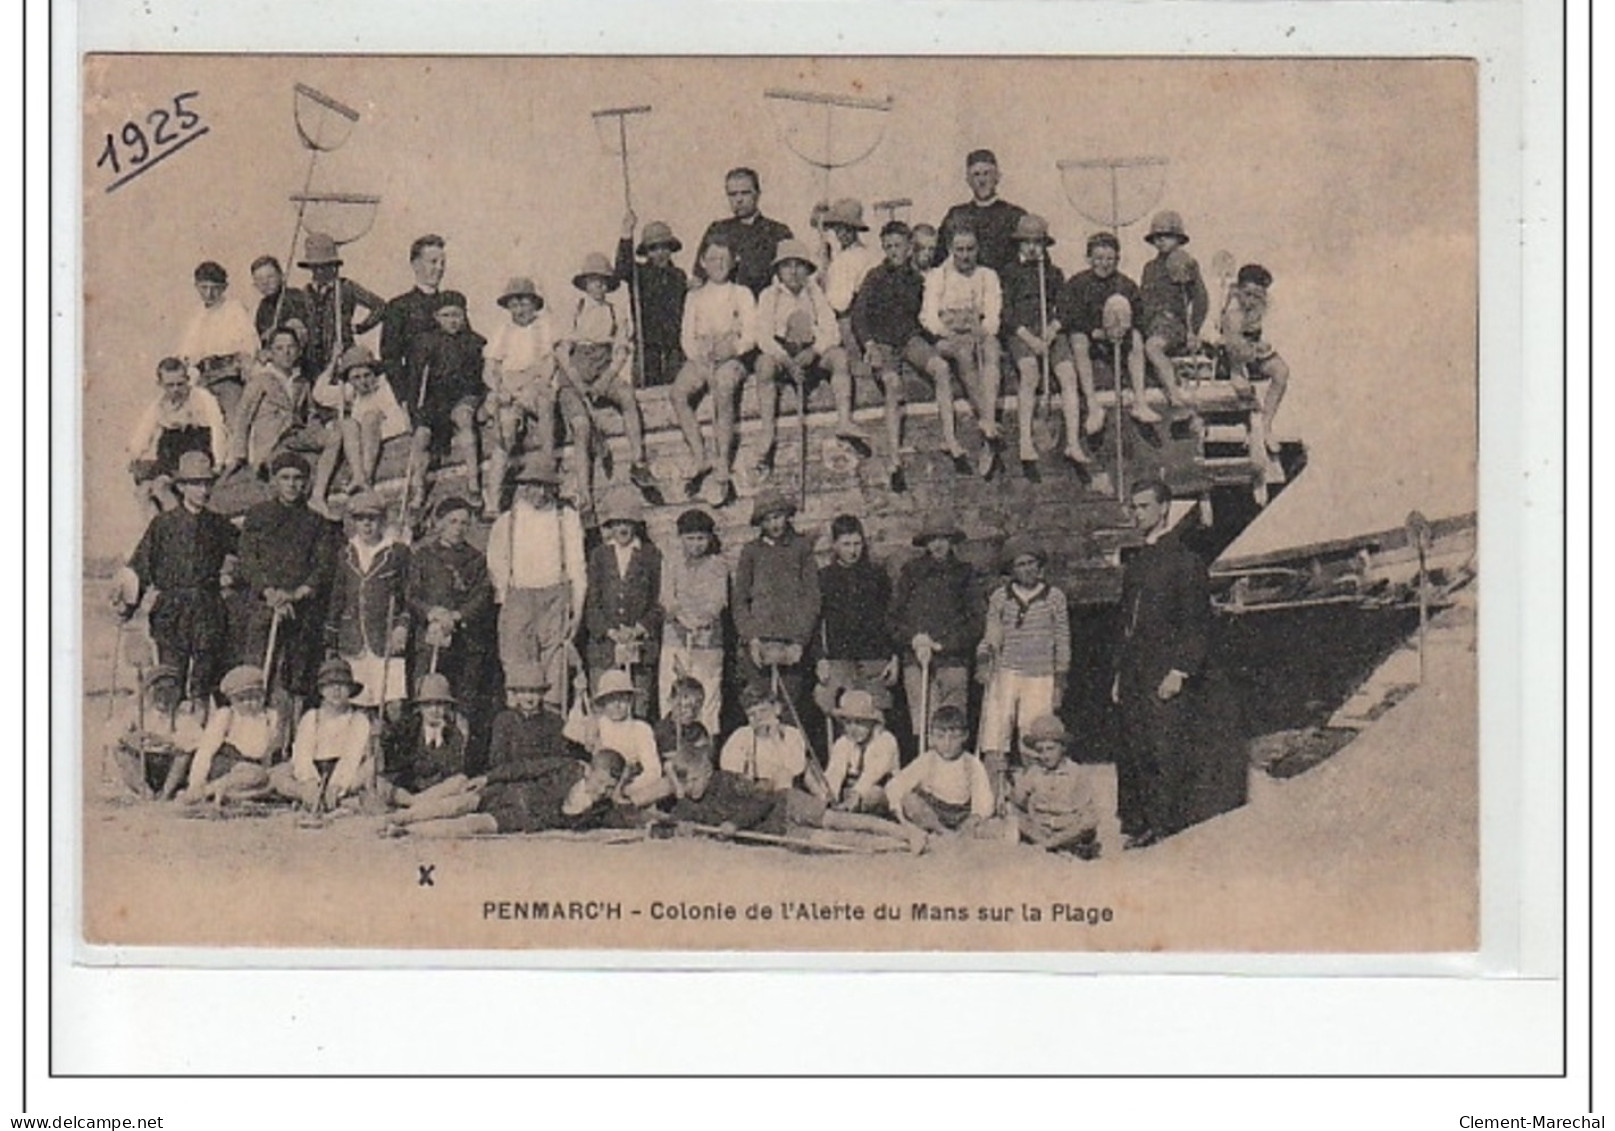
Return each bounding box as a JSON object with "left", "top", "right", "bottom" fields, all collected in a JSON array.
[
  {"left": 583, "top": 486, "right": 664, "bottom": 720},
  {"left": 126, "top": 356, "right": 229, "bottom": 515},
  {"left": 814, "top": 198, "right": 882, "bottom": 382},
  {"left": 182, "top": 664, "right": 287, "bottom": 805},
  {"left": 114, "top": 450, "right": 237, "bottom": 706},
  {"left": 483, "top": 275, "right": 565, "bottom": 517},
  {"left": 297, "top": 231, "right": 386, "bottom": 380},
  {"left": 385, "top": 672, "right": 471, "bottom": 795},
  {"left": 107, "top": 663, "right": 207, "bottom": 801},
  {"left": 485, "top": 454, "right": 587, "bottom": 713},
  {"left": 558, "top": 253, "right": 656, "bottom": 497},
  {"left": 616, "top": 214, "right": 688, "bottom": 389},
  {"left": 1138, "top": 210, "right": 1209, "bottom": 415},
  {"left": 1057, "top": 231, "right": 1149, "bottom": 430},
  {"left": 824, "top": 688, "right": 900, "bottom": 814},
  {"left": 999, "top": 214, "right": 1090, "bottom": 478},
  {"left": 309, "top": 344, "right": 411, "bottom": 513},
  {"left": 270, "top": 657, "right": 377, "bottom": 810},
  {"left": 1008, "top": 714, "right": 1100, "bottom": 857},
  {"left": 324, "top": 488, "right": 411, "bottom": 718},
  {"left": 752, "top": 238, "right": 869, "bottom": 470},
  {"left": 733, "top": 490, "right": 821, "bottom": 710},
  {"left": 563, "top": 668, "right": 664, "bottom": 804}
]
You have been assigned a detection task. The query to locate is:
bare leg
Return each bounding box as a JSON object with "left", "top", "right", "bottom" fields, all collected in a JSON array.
[
  {"left": 391, "top": 789, "right": 482, "bottom": 824},
  {"left": 670, "top": 363, "right": 711, "bottom": 472},
  {"left": 753, "top": 355, "right": 782, "bottom": 463},
  {"left": 976, "top": 336, "right": 1003, "bottom": 441},
  {"left": 826, "top": 349, "right": 866, "bottom": 444},
  {"left": 310, "top": 427, "right": 345, "bottom": 513},
  {"left": 451, "top": 402, "right": 481, "bottom": 499},
  {"left": 1074, "top": 335, "right": 1106, "bottom": 435},
  {"left": 926, "top": 357, "right": 965, "bottom": 457},
  {"left": 1015, "top": 355, "right": 1040, "bottom": 456},
  {"left": 607, "top": 377, "right": 647, "bottom": 465},
  {"left": 1053, "top": 359, "right": 1088, "bottom": 462},
  {"left": 404, "top": 813, "right": 499, "bottom": 838},
  {"left": 899, "top": 791, "right": 952, "bottom": 836},
  {"left": 357, "top": 414, "right": 384, "bottom": 487},
  {"left": 408, "top": 428, "right": 433, "bottom": 509},
  {"left": 711, "top": 361, "right": 743, "bottom": 486},
  {"left": 1142, "top": 335, "right": 1180, "bottom": 415},
  {"left": 1259, "top": 356, "right": 1290, "bottom": 452},
  {"left": 879, "top": 366, "right": 903, "bottom": 456}
]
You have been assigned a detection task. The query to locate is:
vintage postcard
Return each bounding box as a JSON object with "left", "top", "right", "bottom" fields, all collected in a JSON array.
[{"left": 75, "top": 52, "right": 1481, "bottom": 957}]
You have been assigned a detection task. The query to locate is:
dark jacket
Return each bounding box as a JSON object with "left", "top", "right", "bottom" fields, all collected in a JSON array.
[
  {"left": 128, "top": 504, "right": 238, "bottom": 599},
  {"left": 849, "top": 261, "right": 926, "bottom": 349},
  {"left": 487, "top": 708, "right": 570, "bottom": 772},
  {"left": 695, "top": 214, "right": 795, "bottom": 296},
  {"left": 889, "top": 552, "right": 981, "bottom": 662},
  {"left": 1114, "top": 530, "right": 1212, "bottom": 698},
  {"left": 939, "top": 199, "right": 1027, "bottom": 275},
  {"left": 407, "top": 539, "right": 494, "bottom": 627},
  {"left": 236, "top": 498, "right": 338, "bottom": 598},
  {"left": 999, "top": 259, "right": 1066, "bottom": 339},
  {"left": 389, "top": 713, "right": 470, "bottom": 792},
  {"left": 584, "top": 540, "right": 665, "bottom": 657},
  {"left": 380, "top": 288, "right": 458, "bottom": 388},
  {"left": 326, "top": 539, "right": 412, "bottom": 660},
  {"left": 614, "top": 239, "right": 688, "bottom": 352},
  {"left": 401, "top": 328, "right": 486, "bottom": 425},
  {"left": 733, "top": 529, "right": 821, "bottom": 645},
  {"left": 819, "top": 558, "right": 894, "bottom": 661}
]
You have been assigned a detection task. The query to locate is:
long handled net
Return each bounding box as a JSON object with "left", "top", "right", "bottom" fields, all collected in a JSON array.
[
  {"left": 763, "top": 88, "right": 894, "bottom": 205},
  {"left": 272, "top": 84, "right": 368, "bottom": 330},
  {"left": 1056, "top": 155, "right": 1168, "bottom": 242}
]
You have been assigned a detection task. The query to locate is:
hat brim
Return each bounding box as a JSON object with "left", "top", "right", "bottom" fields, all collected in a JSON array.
[
  {"left": 825, "top": 221, "right": 870, "bottom": 233},
  {"left": 318, "top": 676, "right": 366, "bottom": 695},
  {"left": 173, "top": 471, "right": 218, "bottom": 483},
  {"left": 297, "top": 257, "right": 344, "bottom": 268},
  {"left": 751, "top": 505, "right": 797, "bottom": 525},
  {"left": 1145, "top": 232, "right": 1190, "bottom": 245},
  {"left": 498, "top": 292, "right": 543, "bottom": 309},
  {"left": 772, "top": 257, "right": 817, "bottom": 273},
  {"left": 572, "top": 273, "right": 622, "bottom": 292},
  {"left": 835, "top": 708, "right": 885, "bottom": 723},
  {"left": 636, "top": 237, "right": 684, "bottom": 256},
  {"left": 912, "top": 529, "right": 966, "bottom": 546},
  {"left": 416, "top": 692, "right": 457, "bottom": 705}
]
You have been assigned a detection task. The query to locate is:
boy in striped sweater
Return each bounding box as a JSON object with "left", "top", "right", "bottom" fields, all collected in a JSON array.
[{"left": 976, "top": 539, "right": 1070, "bottom": 803}]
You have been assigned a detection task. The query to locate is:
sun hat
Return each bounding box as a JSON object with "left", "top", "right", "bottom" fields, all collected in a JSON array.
[
  {"left": 172, "top": 451, "right": 217, "bottom": 483},
  {"left": 676, "top": 508, "right": 716, "bottom": 536},
  {"left": 820, "top": 199, "right": 869, "bottom": 232},
  {"left": 269, "top": 451, "right": 312, "bottom": 477},
  {"left": 1145, "top": 211, "right": 1189, "bottom": 245},
  {"left": 1002, "top": 536, "right": 1047, "bottom": 569},
  {"left": 219, "top": 665, "right": 267, "bottom": 700},
  {"left": 513, "top": 451, "right": 561, "bottom": 485},
  {"left": 635, "top": 221, "right": 683, "bottom": 256},
  {"left": 750, "top": 489, "right": 797, "bottom": 525},
  {"left": 498, "top": 276, "right": 545, "bottom": 309},
  {"left": 297, "top": 232, "right": 343, "bottom": 268},
  {"left": 834, "top": 688, "right": 885, "bottom": 724},
  {"left": 1023, "top": 715, "right": 1068, "bottom": 745},
  {"left": 503, "top": 663, "right": 549, "bottom": 692},
  {"left": 338, "top": 344, "right": 378, "bottom": 375},
  {"left": 1012, "top": 213, "right": 1055, "bottom": 245},
  {"left": 415, "top": 672, "right": 456, "bottom": 705},
  {"left": 771, "top": 239, "right": 818, "bottom": 272},
  {"left": 911, "top": 522, "right": 966, "bottom": 548},
  {"left": 596, "top": 485, "right": 646, "bottom": 528},
  {"left": 593, "top": 669, "right": 636, "bottom": 701},
  {"left": 572, "top": 253, "right": 621, "bottom": 292},
  {"left": 344, "top": 488, "right": 386, "bottom": 518},
  {"left": 315, "top": 658, "right": 364, "bottom": 695}
]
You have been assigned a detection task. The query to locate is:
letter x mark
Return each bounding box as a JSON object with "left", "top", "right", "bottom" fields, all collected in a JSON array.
[{"left": 418, "top": 864, "right": 436, "bottom": 887}]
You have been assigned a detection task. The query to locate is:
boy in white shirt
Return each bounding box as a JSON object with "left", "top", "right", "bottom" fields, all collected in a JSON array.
[
  {"left": 670, "top": 241, "right": 756, "bottom": 507},
  {"left": 752, "top": 239, "right": 868, "bottom": 473},
  {"left": 557, "top": 254, "right": 656, "bottom": 500},
  {"left": 183, "top": 664, "right": 286, "bottom": 804},
  {"left": 563, "top": 668, "right": 663, "bottom": 806},
  {"left": 922, "top": 227, "right": 1006, "bottom": 479},
  {"left": 482, "top": 276, "right": 567, "bottom": 518},
  {"left": 485, "top": 454, "right": 588, "bottom": 713},
  {"left": 887, "top": 705, "right": 1006, "bottom": 839},
  {"left": 177, "top": 260, "right": 260, "bottom": 419},
  {"left": 824, "top": 688, "right": 899, "bottom": 814},
  {"left": 719, "top": 683, "right": 813, "bottom": 793},
  {"left": 127, "top": 356, "right": 229, "bottom": 514},
  {"left": 270, "top": 658, "right": 377, "bottom": 813},
  {"left": 309, "top": 345, "right": 411, "bottom": 513}
]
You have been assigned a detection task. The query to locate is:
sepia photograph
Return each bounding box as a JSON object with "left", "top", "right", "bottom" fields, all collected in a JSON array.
[{"left": 76, "top": 53, "right": 1479, "bottom": 954}]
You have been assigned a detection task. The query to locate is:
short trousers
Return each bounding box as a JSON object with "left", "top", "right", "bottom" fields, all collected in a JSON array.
[
  {"left": 785, "top": 787, "right": 829, "bottom": 828},
  {"left": 1144, "top": 310, "right": 1189, "bottom": 353},
  {"left": 865, "top": 335, "right": 939, "bottom": 376},
  {"left": 911, "top": 788, "right": 974, "bottom": 830},
  {"left": 1007, "top": 333, "right": 1075, "bottom": 367}
]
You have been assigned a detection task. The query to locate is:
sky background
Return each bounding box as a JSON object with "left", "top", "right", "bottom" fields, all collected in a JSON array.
[{"left": 80, "top": 55, "right": 1477, "bottom": 558}]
